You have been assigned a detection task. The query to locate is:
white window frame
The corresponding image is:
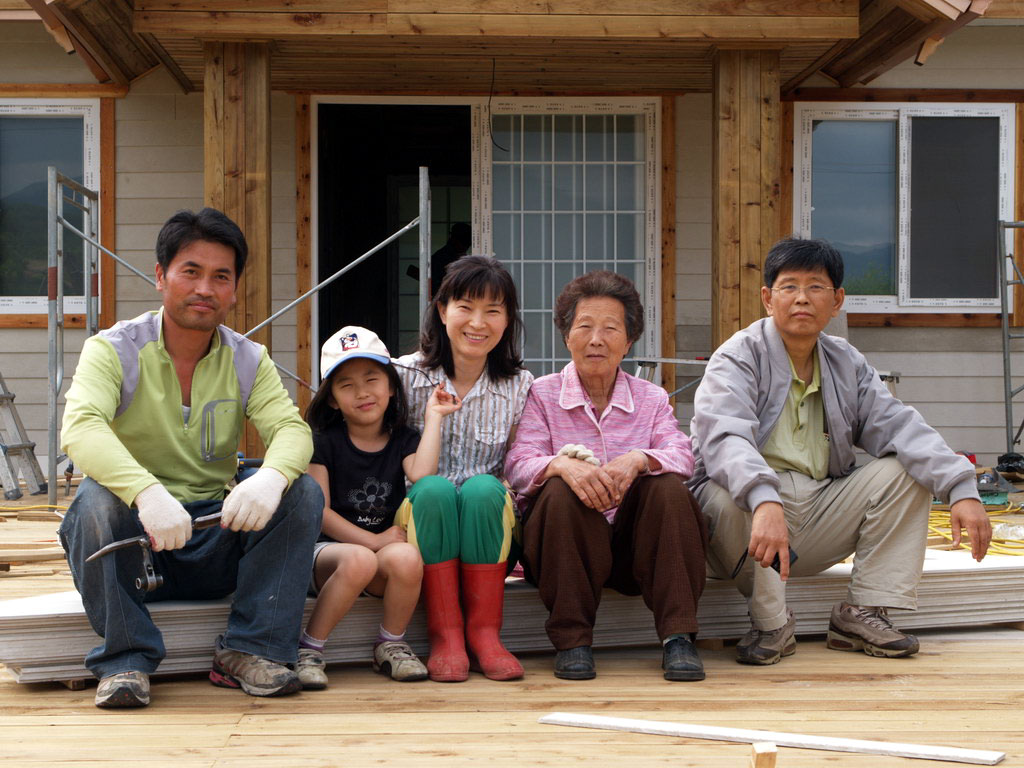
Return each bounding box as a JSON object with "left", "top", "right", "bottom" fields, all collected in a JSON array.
[
  {"left": 794, "top": 101, "right": 1015, "bottom": 313},
  {"left": 479, "top": 97, "right": 661, "bottom": 365},
  {"left": 0, "top": 98, "right": 100, "bottom": 314}
]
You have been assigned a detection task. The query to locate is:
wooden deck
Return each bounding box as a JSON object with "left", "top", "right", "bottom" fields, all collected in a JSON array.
[{"left": 2, "top": 504, "right": 1024, "bottom": 766}]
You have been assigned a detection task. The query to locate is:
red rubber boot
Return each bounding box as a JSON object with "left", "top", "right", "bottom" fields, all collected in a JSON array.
[
  {"left": 461, "top": 562, "right": 524, "bottom": 681},
  {"left": 421, "top": 559, "right": 469, "bottom": 682}
]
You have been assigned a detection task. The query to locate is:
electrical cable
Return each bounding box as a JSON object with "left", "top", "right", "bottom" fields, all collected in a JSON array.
[{"left": 928, "top": 503, "right": 1024, "bottom": 556}]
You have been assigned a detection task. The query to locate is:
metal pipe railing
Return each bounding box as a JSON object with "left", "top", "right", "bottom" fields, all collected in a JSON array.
[
  {"left": 999, "top": 220, "right": 1024, "bottom": 454},
  {"left": 45, "top": 165, "right": 433, "bottom": 502}
]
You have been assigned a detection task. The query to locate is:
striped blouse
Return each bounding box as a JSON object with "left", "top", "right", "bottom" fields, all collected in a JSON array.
[{"left": 394, "top": 352, "right": 534, "bottom": 488}]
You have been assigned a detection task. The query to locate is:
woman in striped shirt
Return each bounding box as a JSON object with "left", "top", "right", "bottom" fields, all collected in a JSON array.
[{"left": 393, "top": 256, "right": 533, "bottom": 682}]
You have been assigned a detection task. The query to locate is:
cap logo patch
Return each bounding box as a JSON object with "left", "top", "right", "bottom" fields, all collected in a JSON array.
[{"left": 341, "top": 333, "right": 359, "bottom": 350}]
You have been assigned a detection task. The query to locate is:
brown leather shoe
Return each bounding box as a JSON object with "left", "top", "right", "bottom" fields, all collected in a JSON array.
[
  {"left": 826, "top": 602, "right": 919, "bottom": 658},
  {"left": 736, "top": 610, "right": 796, "bottom": 665}
]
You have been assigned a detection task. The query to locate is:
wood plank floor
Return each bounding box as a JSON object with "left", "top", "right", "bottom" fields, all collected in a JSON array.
[{"left": 2, "top": 502, "right": 1024, "bottom": 767}]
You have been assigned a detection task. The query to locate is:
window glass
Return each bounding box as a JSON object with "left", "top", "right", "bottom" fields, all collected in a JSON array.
[
  {"left": 0, "top": 116, "right": 84, "bottom": 299},
  {"left": 487, "top": 100, "right": 657, "bottom": 376},
  {"left": 810, "top": 119, "right": 897, "bottom": 296},
  {"left": 796, "top": 103, "right": 1013, "bottom": 312},
  {"left": 909, "top": 116, "right": 999, "bottom": 300}
]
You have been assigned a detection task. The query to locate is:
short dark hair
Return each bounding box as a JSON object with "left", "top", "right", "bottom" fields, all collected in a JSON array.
[
  {"left": 155, "top": 208, "right": 248, "bottom": 280},
  {"left": 419, "top": 255, "right": 524, "bottom": 381},
  {"left": 763, "top": 237, "right": 844, "bottom": 289},
  {"left": 305, "top": 359, "right": 409, "bottom": 436},
  {"left": 553, "top": 270, "right": 644, "bottom": 344}
]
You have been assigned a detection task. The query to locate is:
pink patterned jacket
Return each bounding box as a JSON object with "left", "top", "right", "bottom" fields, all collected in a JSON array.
[{"left": 504, "top": 361, "right": 694, "bottom": 522}]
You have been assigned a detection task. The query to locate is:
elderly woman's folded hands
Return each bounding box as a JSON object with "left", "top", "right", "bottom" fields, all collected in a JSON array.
[{"left": 550, "top": 447, "right": 649, "bottom": 511}]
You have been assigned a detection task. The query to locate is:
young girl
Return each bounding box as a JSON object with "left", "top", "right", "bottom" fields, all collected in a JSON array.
[
  {"left": 298, "top": 325, "right": 460, "bottom": 689},
  {"left": 394, "top": 255, "right": 533, "bottom": 682}
]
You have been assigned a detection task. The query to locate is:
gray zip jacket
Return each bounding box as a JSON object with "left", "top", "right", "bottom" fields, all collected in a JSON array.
[{"left": 688, "top": 317, "right": 979, "bottom": 513}]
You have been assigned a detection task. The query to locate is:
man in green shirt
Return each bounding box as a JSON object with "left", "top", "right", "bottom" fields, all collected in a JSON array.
[{"left": 59, "top": 208, "right": 321, "bottom": 708}]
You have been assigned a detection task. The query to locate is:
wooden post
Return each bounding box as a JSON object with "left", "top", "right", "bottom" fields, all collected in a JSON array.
[
  {"left": 204, "top": 41, "right": 271, "bottom": 458},
  {"left": 296, "top": 93, "right": 313, "bottom": 415},
  {"left": 661, "top": 95, "right": 677, "bottom": 399},
  {"left": 712, "top": 50, "right": 780, "bottom": 349},
  {"left": 750, "top": 742, "right": 778, "bottom": 768}
]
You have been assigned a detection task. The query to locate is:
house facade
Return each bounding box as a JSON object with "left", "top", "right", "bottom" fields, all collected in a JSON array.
[{"left": 0, "top": 1, "right": 1022, "bottom": 474}]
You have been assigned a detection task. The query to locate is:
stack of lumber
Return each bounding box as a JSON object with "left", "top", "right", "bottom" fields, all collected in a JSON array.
[{"left": 1, "top": 549, "right": 1021, "bottom": 684}]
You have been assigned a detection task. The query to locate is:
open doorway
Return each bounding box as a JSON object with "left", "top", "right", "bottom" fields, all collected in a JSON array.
[{"left": 316, "top": 103, "right": 471, "bottom": 357}]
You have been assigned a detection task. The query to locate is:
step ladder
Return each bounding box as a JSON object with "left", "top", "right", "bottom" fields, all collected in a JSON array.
[{"left": 0, "top": 372, "right": 47, "bottom": 500}]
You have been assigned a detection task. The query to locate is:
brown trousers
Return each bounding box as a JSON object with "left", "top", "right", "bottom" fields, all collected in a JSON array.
[{"left": 521, "top": 474, "right": 708, "bottom": 650}]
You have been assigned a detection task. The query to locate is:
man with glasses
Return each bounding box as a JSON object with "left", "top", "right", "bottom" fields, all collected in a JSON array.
[{"left": 689, "top": 237, "right": 991, "bottom": 666}]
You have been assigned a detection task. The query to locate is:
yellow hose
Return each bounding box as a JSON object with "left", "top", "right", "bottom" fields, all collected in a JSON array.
[{"left": 929, "top": 503, "right": 1024, "bottom": 556}]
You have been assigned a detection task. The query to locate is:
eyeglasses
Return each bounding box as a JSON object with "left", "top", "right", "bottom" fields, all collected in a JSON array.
[{"left": 770, "top": 284, "right": 836, "bottom": 299}]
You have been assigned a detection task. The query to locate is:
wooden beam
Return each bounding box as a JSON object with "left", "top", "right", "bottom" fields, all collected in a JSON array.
[
  {"left": 137, "top": 0, "right": 856, "bottom": 14},
  {"left": 136, "top": 10, "right": 385, "bottom": 37},
  {"left": 660, "top": 96, "right": 676, "bottom": 400},
  {"left": 847, "top": 1, "right": 991, "bottom": 87},
  {"left": 48, "top": 2, "right": 130, "bottom": 85},
  {"left": 893, "top": 0, "right": 968, "bottom": 21},
  {"left": 99, "top": 97, "right": 116, "bottom": 331},
  {"left": 779, "top": 101, "right": 794, "bottom": 239},
  {"left": 712, "top": 49, "right": 779, "bottom": 349},
  {"left": 985, "top": 0, "right": 1024, "bottom": 16},
  {"left": 780, "top": 39, "right": 849, "bottom": 94},
  {"left": 296, "top": 93, "right": 313, "bottom": 415},
  {"left": 134, "top": 10, "right": 857, "bottom": 40},
  {"left": 203, "top": 41, "right": 272, "bottom": 458},
  {"left": 538, "top": 712, "right": 1006, "bottom": 765},
  {"left": 786, "top": 87, "right": 1024, "bottom": 102},
  {"left": 848, "top": 313, "right": 1000, "bottom": 327},
  {"left": 0, "top": 83, "right": 128, "bottom": 98},
  {"left": 750, "top": 743, "right": 778, "bottom": 768},
  {"left": 712, "top": 50, "right": 740, "bottom": 350},
  {"left": 135, "top": 31, "right": 194, "bottom": 94}
]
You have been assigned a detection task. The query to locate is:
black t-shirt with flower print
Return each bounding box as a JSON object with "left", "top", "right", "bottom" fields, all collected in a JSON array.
[{"left": 310, "top": 421, "right": 420, "bottom": 535}]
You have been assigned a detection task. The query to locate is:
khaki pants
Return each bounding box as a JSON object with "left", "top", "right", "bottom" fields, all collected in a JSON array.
[{"left": 698, "top": 457, "right": 931, "bottom": 632}]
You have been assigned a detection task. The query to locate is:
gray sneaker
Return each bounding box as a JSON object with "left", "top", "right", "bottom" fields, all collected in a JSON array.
[
  {"left": 373, "top": 641, "right": 428, "bottom": 682},
  {"left": 95, "top": 670, "right": 150, "bottom": 708},
  {"left": 827, "top": 602, "right": 919, "bottom": 658},
  {"left": 209, "top": 636, "right": 301, "bottom": 696},
  {"left": 296, "top": 647, "right": 328, "bottom": 690},
  {"left": 736, "top": 610, "right": 796, "bottom": 665}
]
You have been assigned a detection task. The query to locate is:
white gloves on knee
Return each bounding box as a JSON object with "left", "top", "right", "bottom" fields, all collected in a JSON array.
[
  {"left": 135, "top": 483, "right": 192, "bottom": 552},
  {"left": 557, "top": 443, "right": 601, "bottom": 466},
  {"left": 220, "top": 467, "right": 288, "bottom": 532}
]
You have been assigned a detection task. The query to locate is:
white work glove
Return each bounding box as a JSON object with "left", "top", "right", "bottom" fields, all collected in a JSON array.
[
  {"left": 220, "top": 467, "right": 288, "bottom": 533},
  {"left": 134, "top": 483, "right": 192, "bottom": 552},
  {"left": 557, "top": 443, "right": 601, "bottom": 466}
]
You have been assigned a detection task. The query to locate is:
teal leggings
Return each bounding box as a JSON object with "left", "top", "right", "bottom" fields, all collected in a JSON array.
[{"left": 395, "top": 474, "right": 516, "bottom": 565}]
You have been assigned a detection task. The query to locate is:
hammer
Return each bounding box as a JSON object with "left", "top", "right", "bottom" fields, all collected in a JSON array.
[{"left": 85, "top": 512, "right": 223, "bottom": 592}]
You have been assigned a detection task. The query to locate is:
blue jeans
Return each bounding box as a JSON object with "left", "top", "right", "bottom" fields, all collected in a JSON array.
[{"left": 58, "top": 475, "right": 322, "bottom": 679}]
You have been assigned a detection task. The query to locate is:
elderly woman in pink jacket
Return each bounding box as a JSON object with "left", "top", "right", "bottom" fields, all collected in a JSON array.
[{"left": 504, "top": 271, "right": 708, "bottom": 682}]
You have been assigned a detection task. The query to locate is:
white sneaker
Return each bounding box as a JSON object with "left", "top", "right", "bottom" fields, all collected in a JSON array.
[{"left": 296, "top": 646, "right": 328, "bottom": 690}]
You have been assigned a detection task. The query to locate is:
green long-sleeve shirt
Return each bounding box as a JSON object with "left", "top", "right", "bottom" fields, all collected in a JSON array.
[{"left": 61, "top": 309, "right": 312, "bottom": 505}]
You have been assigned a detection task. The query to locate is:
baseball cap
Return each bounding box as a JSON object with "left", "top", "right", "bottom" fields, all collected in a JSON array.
[{"left": 320, "top": 326, "right": 391, "bottom": 380}]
